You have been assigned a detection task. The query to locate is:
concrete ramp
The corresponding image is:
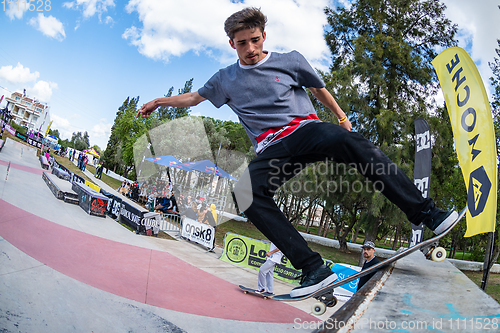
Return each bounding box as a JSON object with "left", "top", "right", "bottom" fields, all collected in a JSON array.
[
  {"left": 1, "top": 138, "right": 40, "bottom": 168},
  {"left": 317, "top": 250, "right": 500, "bottom": 332}
]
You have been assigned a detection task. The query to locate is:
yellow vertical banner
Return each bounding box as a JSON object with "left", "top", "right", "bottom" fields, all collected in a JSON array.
[
  {"left": 432, "top": 47, "right": 497, "bottom": 237},
  {"left": 44, "top": 120, "right": 53, "bottom": 137}
]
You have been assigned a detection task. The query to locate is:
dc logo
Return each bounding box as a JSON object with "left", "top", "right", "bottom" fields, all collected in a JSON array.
[{"left": 467, "top": 166, "right": 491, "bottom": 217}]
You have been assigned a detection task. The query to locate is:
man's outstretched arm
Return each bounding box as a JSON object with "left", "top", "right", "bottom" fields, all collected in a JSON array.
[
  {"left": 308, "top": 87, "right": 352, "bottom": 132},
  {"left": 136, "top": 92, "right": 206, "bottom": 118}
]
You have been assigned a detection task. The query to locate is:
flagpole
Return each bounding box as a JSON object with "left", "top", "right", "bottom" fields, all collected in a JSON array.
[
  {"left": 481, "top": 231, "right": 495, "bottom": 290},
  {"left": 209, "top": 139, "right": 223, "bottom": 197}
]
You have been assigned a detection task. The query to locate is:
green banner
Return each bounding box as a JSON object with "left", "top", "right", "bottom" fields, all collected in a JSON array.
[{"left": 220, "top": 232, "right": 332, "bottom": 285}]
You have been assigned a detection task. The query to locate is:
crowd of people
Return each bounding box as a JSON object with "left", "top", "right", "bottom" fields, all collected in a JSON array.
[
  {"left": 76, "top": 152, "right": 88, "bottom": 172},
  {"left": 118, "top": 180, "right": 142, "bottom": 202},
  {"left": 61, "top": 146, "right": 218, "bottom": 227},
  {"left": 176, "top": 195, "right": 217, "bottom": 226}
]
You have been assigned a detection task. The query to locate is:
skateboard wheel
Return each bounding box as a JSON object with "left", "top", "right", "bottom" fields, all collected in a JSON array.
[
  {"left": 312, "top": 302, "right": 326, "bottom": 316},
  {"left": 431, "top": 247, "right": 447, "bottom": 262},
  {"left": 326, "top": 296, "right": 337, "bottom": 308}
]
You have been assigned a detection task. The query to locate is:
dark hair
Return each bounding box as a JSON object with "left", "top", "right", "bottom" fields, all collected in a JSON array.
[{"left": 224, "top": 7, "right": 267, "bottom": 40}]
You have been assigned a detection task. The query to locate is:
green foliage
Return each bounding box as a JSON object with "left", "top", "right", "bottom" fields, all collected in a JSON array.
[
  {"left": 307, "top": 0, "right": 460, "bottom": 244},
  {"left": 102, "top": 96, "right": 151, "bottom": 178},
  {"left": 214, "top": 120, "right": 253, "bottom": 154},
  {"left": 9, "top": 121, "right": 27, "bottom": 135},
  {"left": 48, "top": 129, "right": 60, "bottom": 139},
  {"left": 155, "top": 79, "right": 194, "bottom": 121},
  {"left": 324, "top": 0, "right": 457, "bottom": 145},
  {"left": 70, "top": 131, "right": 90, "bottom": 151}
]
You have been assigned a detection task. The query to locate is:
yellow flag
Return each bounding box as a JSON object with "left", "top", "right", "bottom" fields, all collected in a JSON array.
[
  {"left": 432, "top": 47, "right": 497, "bottom": 237},
  {"left": 44, "top": 120, "right": 53, "bottom": 137}
]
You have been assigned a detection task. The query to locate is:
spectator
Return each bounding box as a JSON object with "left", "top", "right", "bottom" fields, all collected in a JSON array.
[
  {"left": 201, "top": 206, "right": 216, "bottom": 226},
  {"left": 181, "top": 201, "right": 198, "bottom": 220},
  {"left": 356, "top": 241, "right": 380, "bottom": 291},
  {"left": 81, "top": 155, "right": 88, "bottom": 172}
]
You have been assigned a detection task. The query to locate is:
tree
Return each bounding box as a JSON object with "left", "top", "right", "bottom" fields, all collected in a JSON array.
[
  {"left": 102, "top": 97, "right": 151, "bottom": 177},
  {"left": 156, "top": 79, "right": 194, "bottom": 121},
  {"left": 321, "top": 0, "right": 459, "bottom": 244},
  {"left": 70, "top": 131, "right": 90, "bottom": 151},
  {"left": 48, "top": 129, "right": 60, "bottom": 139},
  {"left": 324, "top": 0, "right": 457, "bottom": 145}
]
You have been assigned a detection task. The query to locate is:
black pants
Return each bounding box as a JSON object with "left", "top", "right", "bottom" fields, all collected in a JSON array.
[{"left": 233, "top": 122, "right": 432, "bottom": 274}]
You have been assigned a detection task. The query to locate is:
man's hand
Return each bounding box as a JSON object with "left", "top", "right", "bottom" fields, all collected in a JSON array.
[
  {"left": 340, "top": 118, "right": 352, "bottom": 132},
  {"left": 136, "top": 92, "right": 206, "bottom": 118},
  {"left": 136, "top": 100, "right": 157, "bottom": 118}
]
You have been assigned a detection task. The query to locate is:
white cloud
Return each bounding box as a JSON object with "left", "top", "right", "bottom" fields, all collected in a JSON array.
[
  {"left": 90, "top": 118, "right": 112, "bottom": 139},
  {"left": 64, "top": 0, "right": 115, "bottom": 20},
  {"left": 31, "top": 80, "right": 58, "bottom": 102},
  {"left": 5, "top": 3, "right": 27, "bottom": 20},
  {"left": 51, "top": 114, "right": 79, "bottom": 140},
  {"left": 28, "top": 14, "right": 66, "bottom": 41},
  {"left": 123, "top": 0, "right": 331, "bottom": 69},
  {"left": 104, "top": 15, "right": 114, "bottom": 26},
  {"left": 0, "top": 63, "right": 40, "bottom": 84},
  {"left": 440, "top": 0, "right": 500, "bottom": 95}
]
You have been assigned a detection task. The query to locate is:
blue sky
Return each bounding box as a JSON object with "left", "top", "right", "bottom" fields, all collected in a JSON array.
[{"left": 1, "top": 0, "right": 499, "bottom": 150}]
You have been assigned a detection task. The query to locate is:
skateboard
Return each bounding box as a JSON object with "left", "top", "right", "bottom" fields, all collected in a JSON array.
[
  {"left": 239, "top": 285, "right": 273, "bottom": 299},
  {"left": 272, "top": 207, "right": 467, "bottom": 315}
]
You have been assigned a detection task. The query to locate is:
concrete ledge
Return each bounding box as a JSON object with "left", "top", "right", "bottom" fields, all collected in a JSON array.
[
  {"left": 313, "top": 259, "right": 395, "bottom": 333},
  {"left": 448, "top": 258, "right": 500, "bottom": 273},
  {"left": 347, "top": 250, "right": 500, "bottom": 332}
]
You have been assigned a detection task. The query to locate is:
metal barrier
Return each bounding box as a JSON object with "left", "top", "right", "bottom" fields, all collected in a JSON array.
[{"left": 159, "top": 213, "right": 183, "bottom": 234}]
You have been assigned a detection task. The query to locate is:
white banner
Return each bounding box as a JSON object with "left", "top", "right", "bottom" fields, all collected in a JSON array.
[
  {"left": 181, "top": 217, "right": 215, "bottom": 249},
  {"left": 142, "top": 212, "right": 161, "bottom": 235}
]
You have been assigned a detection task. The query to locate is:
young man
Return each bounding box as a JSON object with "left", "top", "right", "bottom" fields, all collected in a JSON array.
[
  {"left": 257, "top": 242, "right": 282, "bottom": 296},
  {"left": 356, "top": 241, "right": 380, "bottom": 291},
  {"left": 137, "top": 7, "right": 457, "bottom": 298}
]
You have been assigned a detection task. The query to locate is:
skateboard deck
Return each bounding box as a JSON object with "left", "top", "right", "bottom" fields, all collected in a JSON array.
[
  {"left": 238, "top": 285, "right": 272, "bottom": 299},
  {"left": 273, "top": 206, "right": 467, "bottom": 304}
]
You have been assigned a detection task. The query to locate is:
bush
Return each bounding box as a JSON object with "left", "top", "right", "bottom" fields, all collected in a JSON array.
[
  {"left": 9, "top": 122, "right": 27, "bottom": 135},
  {"left": 470, "top": 247, "right": 485, "bottom": 262}
]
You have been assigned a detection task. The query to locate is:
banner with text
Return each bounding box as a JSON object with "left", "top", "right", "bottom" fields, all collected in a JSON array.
[
  {"left": 181, "top": 217, "right": 215, "bottom": 249},
  {"left": 411, "top": 118, "right": 432, "bottom": 246},
  {"left": 220, "top": 233, "right": 333, "bottom": 285},
  {"left": 432, "top": 47, "right": 497, "bottom": 236}
]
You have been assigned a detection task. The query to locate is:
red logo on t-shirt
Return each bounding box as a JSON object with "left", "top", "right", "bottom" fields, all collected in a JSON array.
[{"left": 275, "top": 76, "right": 280, "bottom": 82}]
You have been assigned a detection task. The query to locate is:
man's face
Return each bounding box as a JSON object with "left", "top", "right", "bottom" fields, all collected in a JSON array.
[
  {"left": 362, "top": 247, "right": 375, "bottom": 261},
  {"left": 229, "top": 28, "right": 266, "bottom": 65}
]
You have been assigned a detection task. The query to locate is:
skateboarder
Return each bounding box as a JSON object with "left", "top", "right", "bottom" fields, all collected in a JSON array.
[
  {"left": 356, "top": 241, "right": 380, "bottom": 291},
  {"left": 257, "top": 242, "right": 282, "bottom": 296},
  {"left": 137, "top": 7, "right": 458, "bottom": 298}
]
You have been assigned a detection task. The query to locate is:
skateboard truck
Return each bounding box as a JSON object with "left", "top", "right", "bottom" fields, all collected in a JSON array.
[
  {"left": 420, "top": 240, "right": 447, "bottom": 262},
  {"left": 311, "top": 286, "right": 337, "bottom": 315}
]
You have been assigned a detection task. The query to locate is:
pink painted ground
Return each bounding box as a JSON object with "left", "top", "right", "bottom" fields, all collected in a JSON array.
[
  {"left": 0, "top": 159, "right": 45, "bottom": 175},
  {"left": 0, "top": 199, "right": 316, "bottom": 323}
]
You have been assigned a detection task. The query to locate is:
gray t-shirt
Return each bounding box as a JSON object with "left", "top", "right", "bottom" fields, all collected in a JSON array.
[{"left": 198, "top": 51, "right": 325, "bottom": 153}]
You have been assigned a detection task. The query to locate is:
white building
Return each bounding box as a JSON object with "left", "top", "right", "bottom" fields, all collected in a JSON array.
[{"left": 5, "top": 92, "right": 50, "bottom": 131}]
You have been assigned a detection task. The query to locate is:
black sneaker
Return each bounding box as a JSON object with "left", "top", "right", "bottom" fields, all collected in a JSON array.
[
  {"left": 290, "top": 265, "right": 338, "bottom": 298},
  {"left": 423, "top": 208, "right": 458, "bottom": 235},
  {"left": 261, "top": 291, "right": 274, "bottom": 297}
]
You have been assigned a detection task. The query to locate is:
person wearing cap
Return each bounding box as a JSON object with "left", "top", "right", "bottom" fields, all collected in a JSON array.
[{"left": 357, "top": 241, "right": 380, "bottom": 291}]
